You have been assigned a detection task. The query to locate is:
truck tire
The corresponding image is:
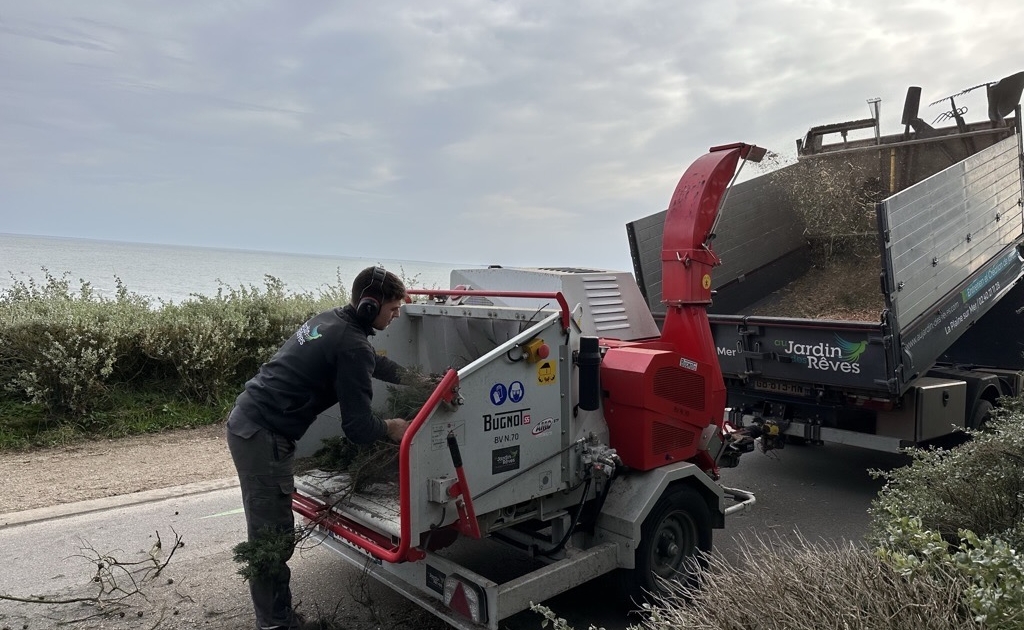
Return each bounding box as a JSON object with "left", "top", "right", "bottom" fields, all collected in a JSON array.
[
  {"left": 969, "top": 399, "right": 994, "bottom": 431},
  {"left": 620, "top": 485, "right": 712, "bottom": 604}
]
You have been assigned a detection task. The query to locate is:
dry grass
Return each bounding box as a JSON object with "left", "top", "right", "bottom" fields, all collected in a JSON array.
[{"left": 635, "top": 533, "right": 977, "bottom": 630}]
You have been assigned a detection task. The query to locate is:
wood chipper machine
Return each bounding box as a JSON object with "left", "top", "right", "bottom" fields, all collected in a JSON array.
[{"left": 292, "top": 143, "right": 762, "bottom": 629}]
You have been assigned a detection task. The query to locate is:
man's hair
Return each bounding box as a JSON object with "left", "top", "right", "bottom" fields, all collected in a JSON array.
[{"left": 351, "top": 266, "right": 407, "bottom": 305}]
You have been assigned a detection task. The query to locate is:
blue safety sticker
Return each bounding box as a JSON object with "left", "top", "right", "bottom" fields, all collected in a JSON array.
[
  {"left": 490, "top": 383, "right": 508, "bottom": 405},
  {"left": 508, "top": 380, "right": 525, "bottom": 403}
]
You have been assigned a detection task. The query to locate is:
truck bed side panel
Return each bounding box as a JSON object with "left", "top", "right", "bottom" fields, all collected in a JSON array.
[
  {"left": 882, "top": 135, "right": 1024, "bottom": 327},
  {"left": 881, "top": 133, "right": 1024, "bottom": 382},
  {"left": 941, "top": 278, "right": 1024, "bottom": 369}
]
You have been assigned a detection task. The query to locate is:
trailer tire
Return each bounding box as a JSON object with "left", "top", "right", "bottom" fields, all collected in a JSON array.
[{"left": 620, "top": 485, "right": 712, "bottom": 604}]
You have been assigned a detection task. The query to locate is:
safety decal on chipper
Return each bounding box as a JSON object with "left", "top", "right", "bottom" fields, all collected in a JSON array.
[
  {"left": 489, "top": 381, "right": 526, "bottom": 405},
  {"left": 430, "top": 422, "right": 465, "bottom": 451},
  {"left": 537, "top": 360, "right": 556, "bottom": 384},
  {"left": 679, "top": 357, "right": 698, "bottom": 371}
]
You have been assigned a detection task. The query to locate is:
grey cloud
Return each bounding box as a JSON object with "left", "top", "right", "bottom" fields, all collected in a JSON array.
[{"left": 2, "top": 1, "right": 1023, "bottom": 269}]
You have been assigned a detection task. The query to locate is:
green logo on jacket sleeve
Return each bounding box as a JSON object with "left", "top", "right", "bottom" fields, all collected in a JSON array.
[{"left": 296, "top": 323, "right": 323, "bottom": 345}]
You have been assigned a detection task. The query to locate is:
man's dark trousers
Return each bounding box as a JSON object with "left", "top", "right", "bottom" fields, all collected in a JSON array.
[{"left": 227, "top": 410, "right": 298, "bottom": 629}]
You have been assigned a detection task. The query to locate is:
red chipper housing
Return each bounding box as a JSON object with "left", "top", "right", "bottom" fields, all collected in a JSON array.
[{"left": 602, "top": 144, "right": 765, "bottom": 475}]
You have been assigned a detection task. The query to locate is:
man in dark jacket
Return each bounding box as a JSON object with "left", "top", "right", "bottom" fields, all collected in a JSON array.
[{"left": 226, "top": 265, "right": 410, "bottom": 630}]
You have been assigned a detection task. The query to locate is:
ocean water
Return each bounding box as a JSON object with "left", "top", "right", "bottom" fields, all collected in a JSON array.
[{"left": 0, "top": 233, "right": 473, "bottom": 304}]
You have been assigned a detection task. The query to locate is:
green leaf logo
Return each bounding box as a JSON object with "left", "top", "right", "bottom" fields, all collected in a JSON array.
[{"left": 834, "top": 335, "right": 867, "bottom": 362}]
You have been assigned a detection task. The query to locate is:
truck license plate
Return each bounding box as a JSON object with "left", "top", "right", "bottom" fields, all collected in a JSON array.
[{"left": 753, "top": 379, "right": 809, "bottom": 397}]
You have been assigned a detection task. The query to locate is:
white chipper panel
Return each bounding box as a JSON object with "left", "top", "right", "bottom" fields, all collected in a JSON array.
[{"left": 297, "top": 299, "right": 583, "bottom": 549}]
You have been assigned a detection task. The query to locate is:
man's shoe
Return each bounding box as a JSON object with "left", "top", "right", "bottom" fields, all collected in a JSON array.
[{"left": 259, "top": 611, "right": 308, "bottom": 630}]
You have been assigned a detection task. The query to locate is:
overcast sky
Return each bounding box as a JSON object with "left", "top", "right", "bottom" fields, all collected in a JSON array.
[{"left": 3, "top": 1, "right": 1023, "bottom": 271}]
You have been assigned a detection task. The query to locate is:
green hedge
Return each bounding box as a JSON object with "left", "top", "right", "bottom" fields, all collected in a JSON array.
[{"left": 0, "top": 270, "right": 350, "bottom": 443}]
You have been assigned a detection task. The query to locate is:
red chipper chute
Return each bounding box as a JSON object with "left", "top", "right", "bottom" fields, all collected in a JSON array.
[{"left": 601, "top": 143, "right": 764, "bottom": 477}]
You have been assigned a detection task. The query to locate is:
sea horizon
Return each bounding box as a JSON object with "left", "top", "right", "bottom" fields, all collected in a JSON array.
[
  {"left": 0, "top": 231, "right": 475, "bottom": 269},
  {"left": 1, "top": 232, "right": 475, "bottom": 304}
]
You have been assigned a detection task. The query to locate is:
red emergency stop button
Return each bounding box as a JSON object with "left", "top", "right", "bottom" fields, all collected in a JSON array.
[{"left": 523, "top": 338, "right": 550, "bottom": 363}]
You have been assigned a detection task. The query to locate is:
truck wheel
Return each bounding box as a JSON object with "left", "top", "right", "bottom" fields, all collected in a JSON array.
[
  {"left": 621, "top": 485, "right": 712, "bottom": 604},
  {"left": 969, "top": 400, "right": 994, "bottom": 430}
]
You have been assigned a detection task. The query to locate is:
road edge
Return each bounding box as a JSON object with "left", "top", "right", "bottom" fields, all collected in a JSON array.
[{"left": 0, "top": 477, "right": 240, "bottom": 530}]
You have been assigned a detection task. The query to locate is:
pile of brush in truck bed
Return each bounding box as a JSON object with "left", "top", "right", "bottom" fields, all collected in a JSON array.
[
  {"left": 745, "top": 154, "right": 887, "bottom": 321},
  {"left": 743, "top": 252, "right": 884, "bottom": 322}
]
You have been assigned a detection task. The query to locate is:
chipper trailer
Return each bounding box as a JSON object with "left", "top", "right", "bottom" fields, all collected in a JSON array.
[{"left": 291, "top": 144, "right": 762, "bottom": 629}]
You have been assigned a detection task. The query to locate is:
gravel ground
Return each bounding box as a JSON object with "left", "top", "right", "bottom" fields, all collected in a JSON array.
[{"left": 0, "top": 424, "right": 235, "bottom": 515}]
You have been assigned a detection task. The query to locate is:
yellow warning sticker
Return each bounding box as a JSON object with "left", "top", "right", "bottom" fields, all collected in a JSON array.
[
  {"left": 537, "top": 360, "right": 556, "bottom": 385},
  {"left": 702, "top": 274, "right": 712, "bottom": 290}
]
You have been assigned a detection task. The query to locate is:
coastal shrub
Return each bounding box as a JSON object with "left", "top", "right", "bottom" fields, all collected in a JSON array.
[
  {"left": 0, "top": 271, "right": 154, "bottom": 417},
  {"left": 138, "top": 276, "right": 336, "bottom": 403},
  {"left": 877, "top": 518, "right": 1024, "bottom": 629},
  {"left": 212, "top": 275, "right": 339, "bottom": 382},
  {"left": 866, "top": 402, "right": 1024, "bottom": 628},
  {"left": 139, "top": 299, "right": 248, "bottom": 403},
  {"left": 868, "top": 399, "right": 1024, "bottom": 550},
  {"left": 0, "top": 270, "right": 350, "bottom": 427}
]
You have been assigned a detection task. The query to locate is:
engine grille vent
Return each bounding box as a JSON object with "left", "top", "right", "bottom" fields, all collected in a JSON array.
[
  {"left": 652, "top": 421, "right": 696, "bottom": 454},
  {"left": 653, "top": 366, "right": 705, "bottom": 410}
]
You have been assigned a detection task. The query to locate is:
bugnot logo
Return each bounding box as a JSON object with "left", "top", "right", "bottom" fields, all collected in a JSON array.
[
  {"left": 483, "top": 409, "right": 531, "bottom": 431},
  {"left": 775, "top": 334, "right": 866, "bottom": 374}
]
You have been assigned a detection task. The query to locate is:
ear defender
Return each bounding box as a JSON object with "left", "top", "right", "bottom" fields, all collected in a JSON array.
[{"left": 356, "top": 266, "right": 387, "bottom": 323}]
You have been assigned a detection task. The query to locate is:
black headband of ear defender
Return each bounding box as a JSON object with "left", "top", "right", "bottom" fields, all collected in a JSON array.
[{"left": 356, "top": 265, "right": 387, "bottom": 323}]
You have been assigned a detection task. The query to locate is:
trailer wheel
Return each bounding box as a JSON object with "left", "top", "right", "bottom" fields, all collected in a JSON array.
[
  {"left": 621, "top": 485, "right": 712, "bottom": 603},
  {"left": 969, "top": 399, "right": 994, "bottom": 430}
]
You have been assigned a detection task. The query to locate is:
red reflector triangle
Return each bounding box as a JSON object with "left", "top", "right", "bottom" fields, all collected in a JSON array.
[{"left": 450, "top": 582, "right": 472, "bottom": 619}]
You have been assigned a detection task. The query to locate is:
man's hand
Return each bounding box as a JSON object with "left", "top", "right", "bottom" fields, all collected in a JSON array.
[{"left": 384, "top": 418, "right": 411, "bottom": 442}]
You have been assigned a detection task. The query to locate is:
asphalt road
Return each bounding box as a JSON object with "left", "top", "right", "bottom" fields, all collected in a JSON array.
[{"left": 0, "top": 442, "right": 908, "bottom": 630}]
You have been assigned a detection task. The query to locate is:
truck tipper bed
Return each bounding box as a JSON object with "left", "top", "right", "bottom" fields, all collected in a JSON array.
[{"left": 628, "top": 77, "right": 1024, "bottom": 451}]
